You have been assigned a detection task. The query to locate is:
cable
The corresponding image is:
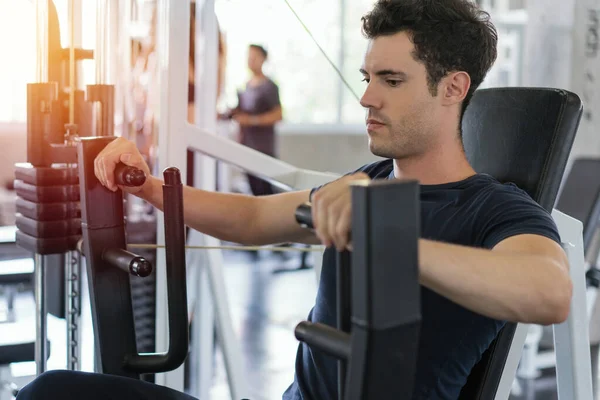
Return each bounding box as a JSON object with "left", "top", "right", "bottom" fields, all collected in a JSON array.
[
  {"left": 127, "top": 243, "right": 324, "bottom": 253},
  {"left": 282, "top": 0, "right": 360, "bottom": 103}
]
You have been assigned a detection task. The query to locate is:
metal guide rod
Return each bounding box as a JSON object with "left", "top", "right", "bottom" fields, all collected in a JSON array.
[
  {"left": 35, "top": 0, "right": 48, "bottom": 83},
  {"left": 336, "top": 250, "right": 351, "bottom": 400},
  {"left": 33, "top": 0, "right": 50, "bottom": 377},
  {"left": 95, "top": 0, "right": 105, "bottom": 85},
  {"left": 65, "top": 0, "right": 79, "bottom": 364},
  {"left": 34, "top": 254, "right": 47, "bottom": 374},
  {"left": 68, "top": 0, "right": 76, "bottom": 124},
  {"left": 94, "top": 0, "right": 108, "bottom": 136}
]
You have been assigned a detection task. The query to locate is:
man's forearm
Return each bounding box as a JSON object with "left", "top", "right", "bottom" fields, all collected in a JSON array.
[
  {"left": 418, "top": 239, "right": 572, "bottom": 325},
  {"left": 139, "top": 176, "right": 260, "bottom": 244},
  {"left": 255, "top": 108, "right": 282, "bottom": 126}
]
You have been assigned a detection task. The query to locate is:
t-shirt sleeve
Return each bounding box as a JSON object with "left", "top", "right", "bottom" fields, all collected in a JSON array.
[
  {"left": 477, "top": 186, "right": 561, "bottom": 249},
  {"left": 309, "top": 160, "right": 393, "bottom": 202},
  {"left": 266, "top": 82, "right": 281, "bottom": 110},
  {"left": 309, "top": 163, "right": 373, "bottom": 202}
]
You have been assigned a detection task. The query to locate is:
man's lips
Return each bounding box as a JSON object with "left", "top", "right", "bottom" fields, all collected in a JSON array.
[{"left": 366, "top": 119, "right": 386, "bottom": 130}]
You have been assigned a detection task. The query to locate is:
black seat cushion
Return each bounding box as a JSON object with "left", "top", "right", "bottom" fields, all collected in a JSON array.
[
  {"left": 555, "top": 158, "right": 600, "bottom": 249},
  {"left": 458, "top": 87, "right": 582, "bottom": 399}
]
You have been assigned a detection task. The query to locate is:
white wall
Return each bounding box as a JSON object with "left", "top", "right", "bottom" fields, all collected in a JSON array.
[
  {"left": 524, "top": 0, "right": 600, "bottom": 164},
  {"left": 276, "top": 124, "right": 381, "bottom": 175},
  {"left": 0, "top": 123, "right": 25, "bottom": 225},
  {"left": 0, "top": 123, "right": 26, "bottom": 188}
]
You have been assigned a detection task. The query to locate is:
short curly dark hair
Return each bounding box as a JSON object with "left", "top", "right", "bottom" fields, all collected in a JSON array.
[{"left": 361, "top": 0, "right": 498, "bottom": 121}]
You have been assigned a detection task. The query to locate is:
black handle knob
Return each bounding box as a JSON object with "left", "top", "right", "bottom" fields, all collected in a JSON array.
[
  {"left": 114, "top": 163, "right": 146, "bottom": 187},
  {"left": 295, "top": 203, "right": 314, "bottom": 230},
  {"left": 102, "top": 248, "right": 153, "bottom": 278},
  {"left": 129, "top": 257, "right": 153, "bottom": 278},
  {"left": 587, "top": 267, "right": 600, "bottom": 288}
]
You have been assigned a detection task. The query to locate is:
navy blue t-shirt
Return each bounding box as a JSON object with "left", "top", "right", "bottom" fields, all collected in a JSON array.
[{"left": 283, "top": 159, "right": 561, "bottom": 400}]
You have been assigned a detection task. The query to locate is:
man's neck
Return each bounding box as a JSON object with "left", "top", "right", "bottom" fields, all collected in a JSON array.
[
  {"left": 393, "top": 142, "right": 476, "bottom": 185},
  {"left": 250, "top": 72, "right": 266, "bottom": 83}
]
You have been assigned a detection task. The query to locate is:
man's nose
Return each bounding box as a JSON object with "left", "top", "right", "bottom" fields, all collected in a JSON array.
[{"left": 360, "top": 82, "right": 382, "bottom": 110}]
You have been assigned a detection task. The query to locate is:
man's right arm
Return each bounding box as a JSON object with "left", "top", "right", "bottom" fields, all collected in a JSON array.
[
  {"left": 140, "top": 176, "right": 318, "bottom": 245},
  {"left": 94, "top": 137, "right": 319, "bottom": 246}
]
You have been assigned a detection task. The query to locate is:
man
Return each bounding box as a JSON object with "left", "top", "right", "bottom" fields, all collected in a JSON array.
[
  {"left": 225, "top": 44, "right": 283, "bottom": 197},
  {"left": 17, "top": 0, "right": 571, "bottom": 399}
]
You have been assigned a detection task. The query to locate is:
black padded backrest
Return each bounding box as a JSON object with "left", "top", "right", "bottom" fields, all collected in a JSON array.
[
  {"left": 458, "top": 87, "right": 583, "bottom": 399},
  {"left": 556, "top": 158, "right": 600, "bottom": 250}
]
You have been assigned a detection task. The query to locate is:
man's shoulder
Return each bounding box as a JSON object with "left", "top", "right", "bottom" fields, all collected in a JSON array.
[
  {"left": 471, "top": 176, "right": 541, "bottom": 209},
  {"left": 265, "top": 78, "right": 280, "bottom": 90},
  {"left": 466, "top": 176, "right": 560, "bottom": 247},
  {"left": 463, "top": 176, "right": 553, "bottom": 221},
  {"left": 310, "top": 160, "right": 392, "bottom": 200}
]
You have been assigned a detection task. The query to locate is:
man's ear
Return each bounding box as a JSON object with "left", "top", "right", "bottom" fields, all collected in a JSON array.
[{"left": 440, "top": 71, "right": 471, "bottom": 106}]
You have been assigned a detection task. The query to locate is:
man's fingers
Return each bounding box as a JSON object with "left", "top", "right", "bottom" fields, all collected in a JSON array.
[
  {"left": 94, "top": 157, "right": 103, "bottom": 187},
  {"left": 334, "top": 204, "right": 352, "bottom": 251},
  {"left": 311, "top": 173, "right": 369, "bottom": 249},
  {"left": 92, "top": 137, "right": 150, "bottom": 193},
  {"left": 120, "top": 153, "right": 132, "bottom": 165},
  {"left": 103, "top": 156, "right": 117, "bottom": 191},
  {"left": 97, "top": 156, "right": 108, "bottom": 189},
  {"left": 327, "top": 196, "right": 347, "bottom": 250},
  {"left": 313, "top": 192, "right": 332, "bottom": 247}
]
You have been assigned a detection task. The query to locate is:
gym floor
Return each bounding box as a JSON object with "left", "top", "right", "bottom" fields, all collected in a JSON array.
[
  {"left": 210, "top": 250, "right": 568, "bottom": 400},
  {"left": 0, "top": 246, "right": 596, "bottom": 400}
]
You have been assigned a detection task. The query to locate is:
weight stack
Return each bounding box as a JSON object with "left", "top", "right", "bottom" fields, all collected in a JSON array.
[{"left": 14, "top": 163, "right": 82, "bottom": 318}]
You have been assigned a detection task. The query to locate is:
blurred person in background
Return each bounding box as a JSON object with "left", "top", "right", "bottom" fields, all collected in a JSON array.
[{"left": 222, "top": 44, "right": 283, "bottom": 197}]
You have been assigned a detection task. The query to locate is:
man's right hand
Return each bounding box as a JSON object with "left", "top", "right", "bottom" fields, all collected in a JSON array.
[{"left": 94, "top": 137, "right": 151, "bottom": 194}]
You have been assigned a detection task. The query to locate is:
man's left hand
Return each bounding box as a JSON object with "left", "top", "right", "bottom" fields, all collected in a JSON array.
[
  {"left": 311, "top": 173, "right": 371, "bottom": 251},
  {"left": 233, "top": 113, "right": 256, "bottom": 126}
]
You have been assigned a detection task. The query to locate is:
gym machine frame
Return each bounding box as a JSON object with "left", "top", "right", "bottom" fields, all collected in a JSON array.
[
  {"left": 16, "top": 0, "right": 190, "bottom": 379},
  {"left": 291, "top": 203, "right": 593, "bottom": 400},
  {"left": 154, "top": 1, "right": 338, "bottom": 397},
  {"left": 294, "top": 180, "right": 421, "bottom": 400},
  {"left": 496, "top": 210, "right": 594, "bottom": 400},
  {"left": 77, "top": 138, "right": 189, "bottom": 378},
  {"left": 13, "top": 0, "right": 114, "bottom": 375},
  {"left": 104, "top": 0, "right": 593, "bottom": 398}
]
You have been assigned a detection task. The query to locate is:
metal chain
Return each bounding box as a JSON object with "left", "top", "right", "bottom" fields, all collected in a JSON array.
[{"left": 65, "top": 251, "right": 81, "bottom": 371}]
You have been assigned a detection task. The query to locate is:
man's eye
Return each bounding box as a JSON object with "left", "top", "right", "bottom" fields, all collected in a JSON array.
[
  {"left": 387, "top": 80, "right": 402, "bottom": 87},
  {"left": 361, "top": 77, "right": 370, "bottom": 83}
]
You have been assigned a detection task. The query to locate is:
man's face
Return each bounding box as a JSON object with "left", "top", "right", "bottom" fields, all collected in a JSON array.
[
  {"left": 247, "top": 47, "right": 265, "bottom": 73},
  {"left": 360, "top": 31, "right": 443, "bottom": 160}
]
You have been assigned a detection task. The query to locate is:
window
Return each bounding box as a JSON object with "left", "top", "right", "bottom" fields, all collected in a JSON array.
[
  {"left": 1, "top": 1, "right": 530, "bottom": 125},
  {"left": 215, "top": 0, "right": 342, "bottom": 124},
  {"left": 215, "top": 0, "right": 379, "bottom": 125},
  {"left": 478, "top": 1, "right": 527, "bottom": 89},
  {"left": 216, "top": 0, "right": 531, "bottom": 125},
  {"left": 341, "top": 0, "right": 377, "bottom": 124},
  {"left": 0, "top": 0, "right": 35, "bottom": 122},
  {"left": 0, "top": 0, "right": 99, "bottom": 123}
]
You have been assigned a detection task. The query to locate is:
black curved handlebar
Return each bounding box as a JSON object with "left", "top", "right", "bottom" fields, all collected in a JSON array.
[{"left": 124, "top": 167, "right": 189, "bottom": 372}]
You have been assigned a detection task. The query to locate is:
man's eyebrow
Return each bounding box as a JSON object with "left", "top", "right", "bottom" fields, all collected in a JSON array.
[{"left": 359, "top": 68, "right": 408, "bottom": 79}]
